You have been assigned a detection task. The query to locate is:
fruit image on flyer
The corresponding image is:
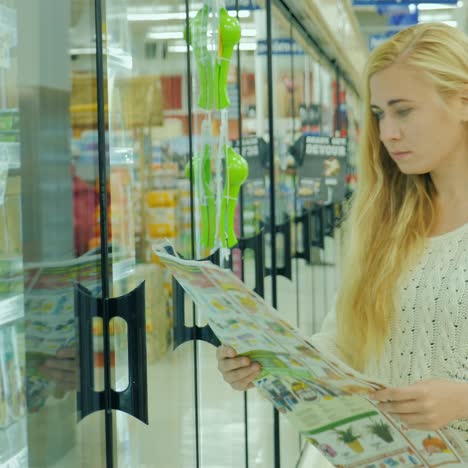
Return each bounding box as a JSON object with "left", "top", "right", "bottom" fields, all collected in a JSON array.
[{"left": 422, "top": 435, "right": 448, "bottom": 455}]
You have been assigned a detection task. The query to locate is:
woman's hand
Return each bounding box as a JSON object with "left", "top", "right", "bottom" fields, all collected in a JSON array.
[
  {"left": 370, "top": 379, "right": 468, "bottom": 431},
  {"left": 216, "top": 345, "right": 262, "bottom": 391}
]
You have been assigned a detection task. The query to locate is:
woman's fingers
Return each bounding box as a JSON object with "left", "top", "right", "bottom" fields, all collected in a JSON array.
[
  {"left": 216, "top": 345, "right": 237, "bottom": 360},
  {"left": 216, "top": 345, "right": 262, "bottom": 391},
  {"left": 44, "top": 357, "right": 76, "bottom": 372},
  {"left": 230, "top": 366, "right": 262, "bottom": 391},
  {"left": 57, "top": 346, "right": 75, "bottom": 359},
  {"left": 218, "top": 355, "right": 251, "bottom": 373}
]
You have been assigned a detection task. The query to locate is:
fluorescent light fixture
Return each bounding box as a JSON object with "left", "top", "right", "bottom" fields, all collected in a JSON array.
[
  {"left": 241, "top": 28, "right": 257, "bottom": 37},
  {"left": 228, "top": 10, "right": 251, "bottom": 18},
  {"left": 128, "top": 11, "right": 196, "bottom": 21},
  {"left": 239, "top": 42, "right": 257, "bottom": 50},
  {"left": 417, "top": 2, "right": 461, "bottom": 10},
  {"left": 419, "top": 12, "right": 455, "bottom": 20},
  {"left": 440, "top": 20, "right": 458, "bottom": 26},
  {"left": 168, "top": 45, "right": 196, "bottom": 53},
  {"left": 168, "top": 42, "right": 256, "bottom": 53},
  {"left": 129, "top": 9, "right": 251, "bottom": 22},
  {"left": 70, "top": 47, "right": 96, "bottom": 55},
  {"left": 419, "top": 18, "right": 458, "bottom": 26},
  {"left": 146, "top": 31, "right": 184, "bottom": 40}
]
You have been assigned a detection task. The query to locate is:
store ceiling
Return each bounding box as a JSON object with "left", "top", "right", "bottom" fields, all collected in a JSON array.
[
  {"left": 352, "top": 1, "right": 468, "bottom": 45},
  {"left": 69, "top": 0, "right": 467, "bottom": 87},
  {"left": 120, "top": 1, "right": 468, "bottom": 38}
]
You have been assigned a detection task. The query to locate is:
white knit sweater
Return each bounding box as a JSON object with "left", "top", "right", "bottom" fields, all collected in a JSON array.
[{"left": 310, "top": 222, "right": 468, "bottom": 459}]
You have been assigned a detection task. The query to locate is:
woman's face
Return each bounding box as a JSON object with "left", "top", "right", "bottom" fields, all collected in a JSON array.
[{"left": 369, "top": 63, "right": 467, "bottom": 175}]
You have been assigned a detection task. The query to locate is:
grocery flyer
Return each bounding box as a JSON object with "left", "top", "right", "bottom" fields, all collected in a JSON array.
[{"left": 154, "top": 242, "right": 465, "bottom": 468}]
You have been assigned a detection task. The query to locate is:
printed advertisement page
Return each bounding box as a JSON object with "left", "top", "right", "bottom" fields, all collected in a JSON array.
[{"left": 154, "top": 243, "right": 464, "bottom": 467}]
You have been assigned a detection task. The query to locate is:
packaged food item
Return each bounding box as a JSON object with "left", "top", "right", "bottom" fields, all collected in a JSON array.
[
  {"left": 0, "top": 324, "right": 23, "bottom": 427},
  {"left": 4, "top": 325, "right": 25, "bottom": 422},
  {"left": 0, "top": 328, "right": 9, "bottom": 428}
]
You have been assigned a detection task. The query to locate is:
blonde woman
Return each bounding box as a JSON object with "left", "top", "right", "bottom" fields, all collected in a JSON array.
[{"left": 216, "top": 23, "right": 468, "bottom": 457}]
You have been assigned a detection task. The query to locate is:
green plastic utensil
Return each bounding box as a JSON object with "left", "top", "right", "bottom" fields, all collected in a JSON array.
[
  {"left": 219, "top": 146, "right": 249, "bottom": 247},
  {"left": 185, "top": 146, "right": 216, "bottom": 248},
  {"left": 185, "top": 5, "right": 213, "bottom": 110},
  {"left": 216, "top": 8, "right": 241, "bottom": 109}
]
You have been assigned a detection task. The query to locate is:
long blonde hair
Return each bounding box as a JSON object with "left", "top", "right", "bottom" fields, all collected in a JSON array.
[{"left": 336, "top": 23, "right": 468, "bottom": 371}]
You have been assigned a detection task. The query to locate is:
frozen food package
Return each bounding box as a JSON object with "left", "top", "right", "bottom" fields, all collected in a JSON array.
[
  {"left": 0, "top": 328, "right": 10, "bottom": 428},
  {"left": 5, "top": 325, "right": 25, "bottom": 420}
]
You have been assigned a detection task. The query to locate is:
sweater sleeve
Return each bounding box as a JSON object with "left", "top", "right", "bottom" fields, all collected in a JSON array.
[{"left": 308, "top": 295, "right": 345, "bottom": 360}]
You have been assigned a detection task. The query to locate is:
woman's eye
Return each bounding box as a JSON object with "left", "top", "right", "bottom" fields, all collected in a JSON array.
[
  {"left": 373, "top": 111, "right": 384, "bottom": 120},
  {"left": 396, "top": 108, "right": 411, "bottom": 117}
]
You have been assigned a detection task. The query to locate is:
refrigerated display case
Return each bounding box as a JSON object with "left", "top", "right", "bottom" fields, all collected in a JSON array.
[{"left": 0, "top": 0, "right": 361, "bottom": 467}]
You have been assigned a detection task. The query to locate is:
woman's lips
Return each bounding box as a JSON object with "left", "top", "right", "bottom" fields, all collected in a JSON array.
[{"left": 392, "top": 151, "right": 412, "bottom": 160}]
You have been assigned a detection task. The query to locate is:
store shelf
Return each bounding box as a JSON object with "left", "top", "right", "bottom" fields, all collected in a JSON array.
[
  {"left": 0, "top": 447, "right": 27, "bottom": 468},
  {"left": 0, "top": 294, "right": 24, "bottom": 327}
]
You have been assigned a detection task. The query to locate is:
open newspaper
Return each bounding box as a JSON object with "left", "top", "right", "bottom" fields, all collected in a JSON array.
[{"left": 154, "top": 243, "right": 465, "bottom": 468}]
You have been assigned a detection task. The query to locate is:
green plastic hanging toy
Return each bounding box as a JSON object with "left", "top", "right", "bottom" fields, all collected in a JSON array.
[
  {"left": 185, "top": 145, "right": 216, "bottom": 249},
  {"left": 185, "top": 5, "right": 214, "bottom": 110},
  {"left": 216, "top": 8, "right": 241, "bottom": 109},
  {"left": 219, "top": 146, "right": 249, "bottom": 247}
]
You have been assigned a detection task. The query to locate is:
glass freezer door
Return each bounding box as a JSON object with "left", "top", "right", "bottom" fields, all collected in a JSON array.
[
  {"left": 101, "top": 0, "right": 199, "bottom": 465},
  {"left": 0, "top": 0, "right": 115, "bottom": 466}
]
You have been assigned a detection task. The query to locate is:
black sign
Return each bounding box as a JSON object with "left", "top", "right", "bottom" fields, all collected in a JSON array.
[
  {"left": 291, "top": 135, "right": 348, "bottom": 203},
  {"left": 299, "top": 103, "right": 321, "bottom": 127}
]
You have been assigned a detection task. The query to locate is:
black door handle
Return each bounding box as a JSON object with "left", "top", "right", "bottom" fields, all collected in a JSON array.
[
  {"left": 75, "top": 283, "right": 104, "bottom": 420},
  {"left": 75, "top": 282, "right": 148, "bottom": 424},
  {"left": 108, "top": 282, "right": 148, "bottom": 424}
]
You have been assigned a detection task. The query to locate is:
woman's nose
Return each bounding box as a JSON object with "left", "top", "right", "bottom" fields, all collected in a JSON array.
[{"left": 379, "top": 117, "right": 401, "bottom": 142}]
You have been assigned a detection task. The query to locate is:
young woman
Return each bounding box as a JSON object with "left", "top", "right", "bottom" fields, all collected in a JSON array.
[{"left": 216, "top": 22, "right": 468, "bottom": 457}]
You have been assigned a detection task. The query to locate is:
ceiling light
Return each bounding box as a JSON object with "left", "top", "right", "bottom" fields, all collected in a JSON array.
[
  {"left": 228, "top": 10, "right": 251, "bottom": 18},
  {"left": 440, "top": 20, "right": 458, "bottom": 26},
  {"left": 417, "top": 2, "right": 461, "bottom": 10},
  {"left": 146, "top": 31, "right": 184, "bottom": 40},
  {"left": 239, "top": 43, "right": 257, "bottom": 50},
  {"left": 129, "top": 9, "right": 251, "bottom": 22},
  {"left": 168, "top": 42, "right": 256, "bottom": 53},
  {"left": 419, "top": 18, "right": 458, "bottom": 26},
  {"left": 128, "top": 11, "right": 196, "bottom": 21},
  {"left": 241, "top": 28, "right": 257, "bottom": 37},
  {"left": 419, "top": 12, "right": 455, "bottom": 20}
]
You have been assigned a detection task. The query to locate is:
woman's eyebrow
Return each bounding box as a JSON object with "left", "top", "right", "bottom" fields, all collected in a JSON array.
[{"left": 371, "top": 99, "right": 413, "bottom": 110}]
